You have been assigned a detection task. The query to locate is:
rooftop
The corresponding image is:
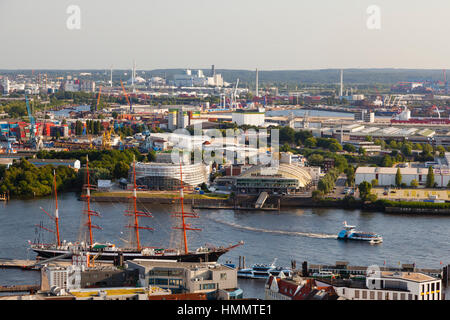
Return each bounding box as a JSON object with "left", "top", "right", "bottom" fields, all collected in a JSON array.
[
  {"left": 380, "top": 271, "right": 436, "bottom": 283},
  {"left": 128, "top": 259, "right": 232, "bottom": 272}
]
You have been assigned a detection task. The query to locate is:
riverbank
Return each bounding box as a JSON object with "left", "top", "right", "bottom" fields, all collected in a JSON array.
[{"left": 71, "top": 191, "right": 450, "bottom": 214}]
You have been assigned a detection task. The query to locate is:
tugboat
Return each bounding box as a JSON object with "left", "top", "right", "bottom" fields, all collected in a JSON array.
[
  {"left": 30, "top": 157, "right": 243, "bottom": 262},
  {"left": 337, "top": 221, "right": 383, "bottom": 244},
  {"left": 237, "top": 259, "right": 292, "bottom": 279}
]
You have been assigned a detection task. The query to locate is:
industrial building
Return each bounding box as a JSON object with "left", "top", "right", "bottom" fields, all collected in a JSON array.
[
  {"left": 355, "top": 167, "right": 450, "bottom": 187},
  {"left": 333, "top": 124, "right": 438, "bottom": 145},
  {"left": 172, "top": 67, "right": 224, "bottom": 87},
  {"left": 132, "top": 161, "right": 210, "bottom": 190},
  {"left": 231, "top": 108, "right": 265, "bottom": 127},
  {"left": 354, "top": 110, "right": 375, "bottom": 123},
  {"left": 28, "top": 159, "right": 81, "bottom": 170}
]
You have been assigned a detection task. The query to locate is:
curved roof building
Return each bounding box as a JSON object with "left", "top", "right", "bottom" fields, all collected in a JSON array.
[
  {"left": 236, "top": 164, "right": 313, "bottom": 194},
  {"left": 132, "top": 162, "right": 210, "bottom": 190}
]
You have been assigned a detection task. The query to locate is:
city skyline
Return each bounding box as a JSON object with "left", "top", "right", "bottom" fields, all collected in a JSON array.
[{"left": 0, "top": 0, "right": 449, "bottom": 70}]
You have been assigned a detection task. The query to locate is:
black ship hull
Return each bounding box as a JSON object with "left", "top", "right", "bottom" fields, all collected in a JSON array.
[{"left": 32, "top": 247, "right": 228, "bottom": 263}]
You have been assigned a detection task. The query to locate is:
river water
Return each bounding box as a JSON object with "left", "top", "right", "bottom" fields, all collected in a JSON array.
[{"left": 1, "top": 193, "right": 449, "bottom": 299}]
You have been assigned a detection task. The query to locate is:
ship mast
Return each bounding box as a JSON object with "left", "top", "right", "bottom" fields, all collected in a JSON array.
[
  {"left": 124, "top": 157, "right": 153, "bottom": 251},
  {"left": 81, "top": 155, "right": 101, "bottom": 247},
  {"left": 172, "top": 161, "right": 201, "bottom": 254},
  {"left": 37, "top": 169, "right": 61, "bottom": 246},
  {"left": 53, "top": 170, "right": 61, "bottom": 246}
]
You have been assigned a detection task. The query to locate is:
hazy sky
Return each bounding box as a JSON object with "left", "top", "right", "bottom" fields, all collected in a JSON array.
[{"left": 1, "top": 0, "right": 449, "bottom": 70}]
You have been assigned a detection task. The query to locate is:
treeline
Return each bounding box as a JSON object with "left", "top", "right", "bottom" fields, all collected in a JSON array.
[
  {"left": 36, "top": 148, "right": 145, "bottom": 180},
  {"left": 0, "top": 159, "right": 78, "bottom": 198},
  {"left": 377, "top": 199, "right": 450, "bottom": 210},
  {"left": 316, "top": 168, "right": 340, "bottom": 195}
]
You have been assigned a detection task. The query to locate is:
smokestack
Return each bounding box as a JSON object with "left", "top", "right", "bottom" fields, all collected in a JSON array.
[{"left": 255, "top": 68, "right": 259, "bottom": 97}]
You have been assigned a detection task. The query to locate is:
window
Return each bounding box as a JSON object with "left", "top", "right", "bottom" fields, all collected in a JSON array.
[
  {"left": 201, "top": 283, "right": 216, "bottom": 290},
  {"left": 408, "top": 294, "right": 412, "bottom": 300},
  {"left": 362, "top": 291, "right": 367, "bottom": 299},
  {"left": 355, "top": 290, "right": 360, "bottom": 298},
  {"left": 431, "top": 283, "right": 435, "bottom": 291},
  {"left": 437, "top": 282, "right": 440, "bottom": 291},
  {"left": 370, "top": 291, "right": 375, "bottom": 300},
  {"left": 377, "top": 292, "right": 383, "bottom": 300},
  {"left": 220, "top": 273, "right": 227, "bottom": 280},
  {"left": 393, "top": 293, "right": 397, "bottom": 300},
  {"left": 400, "top": 293, "right": 405, "bottom": 300}
]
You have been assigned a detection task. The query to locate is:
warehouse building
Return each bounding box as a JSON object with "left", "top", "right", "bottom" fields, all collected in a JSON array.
[{"left": 355, "top": 167, "right": 450, "bottom": 187}]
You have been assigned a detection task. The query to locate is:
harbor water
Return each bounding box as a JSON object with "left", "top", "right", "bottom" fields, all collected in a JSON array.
[{"left": 1, "top": 193, "right": 449, "bottom": 299}]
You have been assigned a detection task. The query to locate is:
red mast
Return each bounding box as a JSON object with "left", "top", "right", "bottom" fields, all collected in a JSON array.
[
  {"left": 53, "top": 170, "right": 61, "bottom": 246},
  {"left": 37, "top": 170, "right": 61, "bottom": 246},
  {"left": 81, "top": 155, "right": 101, "bottom": 247},
  {"left": 172, "top": 161, "right": 201, "bottom": 254},
  {"left": 124, "top": 157, "right": 153, "bottom": 250}
]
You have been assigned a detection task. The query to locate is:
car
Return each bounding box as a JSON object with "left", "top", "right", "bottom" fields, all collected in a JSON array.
[{"left": 383, "top": 191, "right": 388, "bottom": 195}]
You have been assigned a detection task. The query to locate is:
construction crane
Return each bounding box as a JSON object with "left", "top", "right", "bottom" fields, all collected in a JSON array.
[
  {"left": 96, "top": 85, "right": 102, "bottom": 111},
  {"left": 120, "top": 80, "right": 133, "bottom": 113},
  {"left": 24, "top": 95, "right": 38, "bottom": 150},
  {"left": 432, "top": 105, "right": 441, "bottom": 119},
  {"left": 231, "top": 78, "right": 239, "bottom": 109}
]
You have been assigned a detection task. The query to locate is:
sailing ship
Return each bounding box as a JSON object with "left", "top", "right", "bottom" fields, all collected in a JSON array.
[{"left": 30, "top": 157, "right": 243, "bottom": 262}]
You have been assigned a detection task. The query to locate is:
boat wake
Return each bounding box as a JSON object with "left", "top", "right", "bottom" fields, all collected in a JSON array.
[{"left": 207, "top": 215, "right": 337, "bottom": 239}]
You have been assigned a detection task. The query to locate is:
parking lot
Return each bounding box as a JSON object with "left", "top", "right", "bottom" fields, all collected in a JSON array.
[{"left": 372, "top": 188, "right": 450, "bottom": 201}]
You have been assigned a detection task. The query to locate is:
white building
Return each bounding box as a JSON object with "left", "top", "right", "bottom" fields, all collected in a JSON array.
[
  {"left": 327, "top": 271, "right": 442, "bottom": 300},
  {"left": 232, "top": 109, "right": 265, "bottom": 127},
  {"left": 355, "top": 167, "right": 450, "bottom": 187},
  {"left": 1, "top": 77, "right": 10, "bottom": 94},
  {"left": 132, "top": 161, "right": 210, "bottom": 190}
]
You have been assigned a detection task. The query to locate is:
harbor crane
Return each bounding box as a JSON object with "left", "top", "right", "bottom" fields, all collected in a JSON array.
[
  {"left": 120, "top": 80, "right": 133, "bottom": 113},
  {"left": 432, "top": 105, "right": 441, "bottom": 119},
  {"left": 96, "top": 85, "right": 102, "bottom": 111},
  {"left": 24, "top": 95, "right": 40, "bottom": 150},
  {"left": 231, "top": 78, "right": 240, "bottom": 109}
]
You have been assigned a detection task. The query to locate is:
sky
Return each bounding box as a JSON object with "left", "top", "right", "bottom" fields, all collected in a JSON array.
[{"left": 0, "top": 0, "right": 449, "bottom": 70}]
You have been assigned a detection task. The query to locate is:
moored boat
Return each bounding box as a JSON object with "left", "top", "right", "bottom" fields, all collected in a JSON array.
[
  {"left": 30, "top": 157, "right": 243, "bottom": 263},
  {"left": 237, "top": 259, "right": 292, "bottom": 279}
]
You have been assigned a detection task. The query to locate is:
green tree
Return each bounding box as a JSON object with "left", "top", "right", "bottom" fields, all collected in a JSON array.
[
  {"left": 147, "top": 150, "right": 157, "bottom": 162},
  {"left": 426, "top": 166, "right": 435, "bottom": 188},
  {"left": 358, "top": 181, "right": 372, "bottom": 201},
  {"left": 382, "top": 155, "right": 393, "bottom": 167},
  {"left": 371, "top": 179, "right": 378, "bottom": 187},
  {"left": 304, "top": 137, "right": 317, "bottom": 148},
  {"left": 395, "top": 168, "right": 402, "bottom": 187},
  {"left": 113, "top": 161, "right": 130, "bottom": 179},
  {"left": 307, "top": 153, "right": 324, "bottom": 166},
  {"left": 343, "top": 144, "right": 356, "bottom": 153},
  {"left": 410, "top": 179, "right": 419, "bottom": 187}
]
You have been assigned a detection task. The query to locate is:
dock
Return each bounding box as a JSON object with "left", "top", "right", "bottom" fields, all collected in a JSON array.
[
  {"left": 0, "top": 258, "right": 112, "bottom": 270},
  {"left": 0, "top": 285, "right": 40, "bottom": 293}
]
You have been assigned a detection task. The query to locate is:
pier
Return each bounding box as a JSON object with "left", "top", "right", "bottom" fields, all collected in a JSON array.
[
  {"left": 0, "top": 285, "right": 40, "bottom": 294},
  {"left": 0, "top": 258, "right": 112, "bottom": 270}
]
